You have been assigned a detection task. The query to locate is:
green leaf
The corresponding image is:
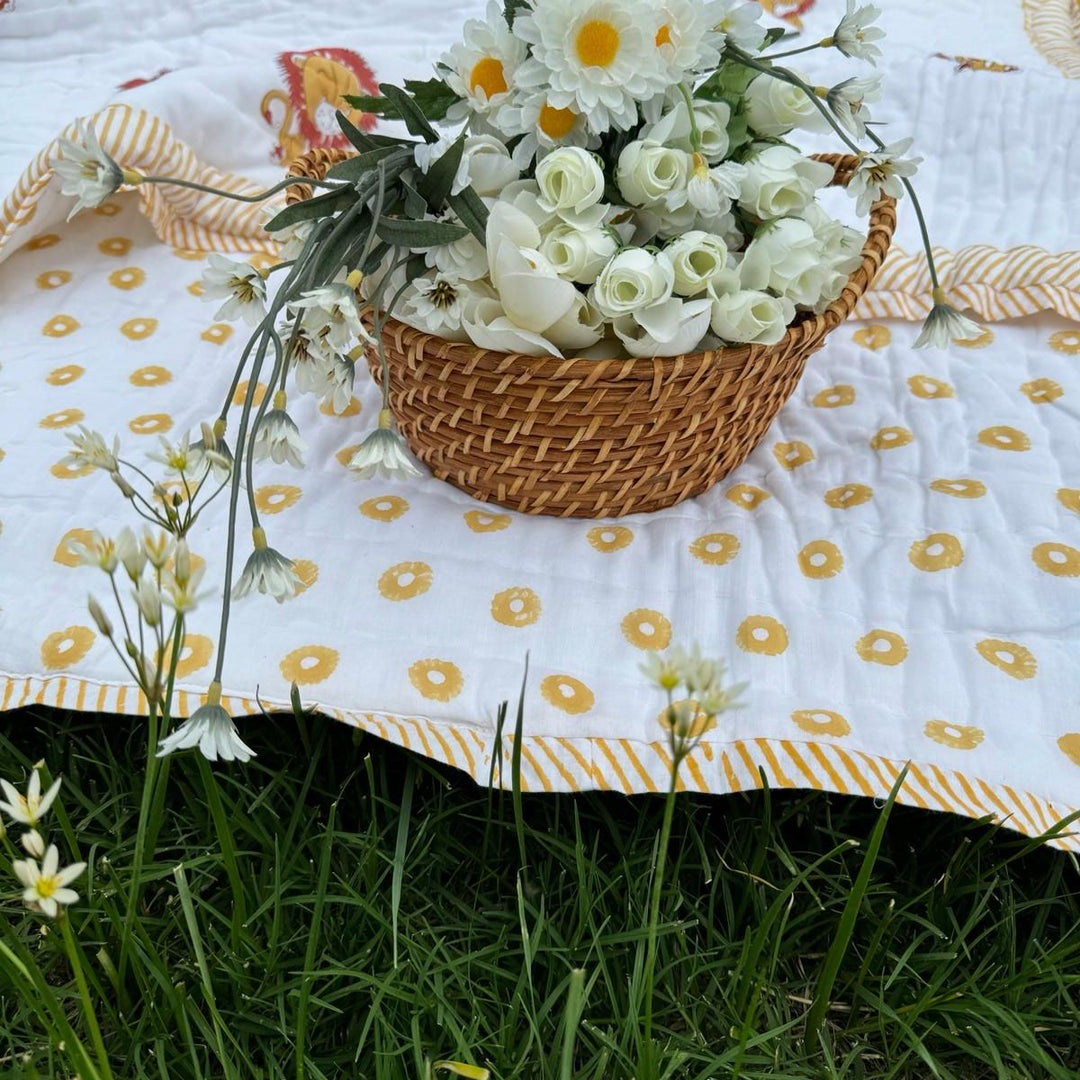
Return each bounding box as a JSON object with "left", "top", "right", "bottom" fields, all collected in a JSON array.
[
  {"left": 726, "top": 110, "right": 751, "bottom": 155},
  {"left": 342, "top": 93, "right": 399, "bottom": 119},
  {"left": 336, "top": 108, "right": 380, "bottom": 152},
  {"left": 362, "top": 240, "right": 390, "bottom": 277},
  {"left": 416, "top": 132, "right": 465, "bottom": 210},
  {"left": 762, "top": 26, "right": 790, "bottom": 48},
  {"left": 403, "top": 77, "right": 460, "bottom": 122},
  {"left": 503, "top": 0, "right": 530, "bottom": 26},
  {"left": 378, "top": 83, "right": 438, "bottom": 143},
  {"left": 401, "top": 176, "right": 428, "bottom": 219},
  {"left": 446, "top": 186, "right": 489, "bottom": 244},
  {"left": 324, "top": 145, "right": 411, "bottom": 183},
  {"left": 376, "top": 216, "right": 468, "bottom": 248},
  {"left": 265, "top": 187, "right": 356, "bottom": 232},
  {"left": 695, "top": 59, "right": 759, "bottom": 102}
]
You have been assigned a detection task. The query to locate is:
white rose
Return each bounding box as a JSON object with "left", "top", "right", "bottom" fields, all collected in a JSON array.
[
  {"left": 643, "top": 100, "right": 732, "bottom": 163},
  {"left": 534, "top": 146, "right": 606, "bottom": 221},
  {"left": 540, "top": 223, "right": 618, "bottom": 284},
  {"left": 486, "top": 201, "right": 577, "bottom": 333},
  {"left": 459, "top": 135, "right": 520, "bottom": 197},
  {"left": 743, "top": 73, "right": 829, "bottom": 138},
  {"left": 800, "top": 202, "right": 865, "bottom": 276},
  {"left": 708, "top": 286, "right": 795, "bottom": 346},
  {"left": 545, "top": 292, "right": 605, "bottom": 352},
  {"left": 664, "top": 231, "right": 731, "bottom": 297},
  {"left": 591, "top": 248, "right": 675, "bottom": 319},
  {"left": 738, "top": 146, "right": 833, "bottom": 220},
  {"left": 740, "top": 217, "right": 831, "bottom": 306},
  {"left": 613, "top": 296, "right": 713, "bottom": 358},
  {"left": 616, "top": 141, "right": 690, "bottom": 210}
]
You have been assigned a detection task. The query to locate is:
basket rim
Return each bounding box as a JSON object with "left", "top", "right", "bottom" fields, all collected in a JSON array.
[{"left": 286, "top": 149, "right": 896, "bottom": 375}]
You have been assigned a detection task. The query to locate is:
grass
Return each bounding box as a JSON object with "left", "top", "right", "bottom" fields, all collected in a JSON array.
[{"left": 1, "top": 704, "right": 1078, "bottom": 1080}]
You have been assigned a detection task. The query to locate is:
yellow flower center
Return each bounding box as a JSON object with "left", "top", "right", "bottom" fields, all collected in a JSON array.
[
  {"left": 230, "top": 276, "right": 256, "bottom": 303},
  {"left": 575, "top": 19, "right": 620, "bottom": 67},
  {"left": 469, "top": 56, "right": 508, "bottom": 98},
  {"left": 36, "top": 876, "right": 59, "bottom": 899},
  {"left": 538, "top": 103, "right": 577, "bottom": 139},
  {"left": 655, "top": 23, "right": 672, "bottom": 46}
]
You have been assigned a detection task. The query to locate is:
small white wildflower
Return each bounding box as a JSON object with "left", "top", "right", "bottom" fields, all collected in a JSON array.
[
  {"left": 847, "top": 138, "right": 922, "bottom": 216},
  {"left": 0, "top": 770, "right": 62, "bottom": 828},
  {"left": 147, "top": 433, "right": 202, "bottom": 477},
  {"left": 826, "top": 75, "right": 882, "bottom": 138},
  {"left": 252, "top": 390, "right": 306, "bottom": 467},
  {"left": 142, "top": 530, "right": 174, "bottom": 570},
  {"left": 831, "top": 1, "right": 885, "bottom": 64},
  {"left": 53, "top": 121, "right": 137, "bottom": 219},
  {"left": 348, "top": 410, "right": 422, "bottom": 480},
  {"left": 20, "top": 829, "right": 46, "bottom": 859},
  {"left": 63, "top": 426, "right": 119, "bottom": 473},
  {"left": 71, "top": 531, "right": 118, "bottom": 574},
  {"left": 686, "top": 154, "right": 746, "bottom": 217},
  {"left": 232, "top": 527, "right": 299, "bottom": 603},
  {"left": 163, "top": 561, "right": 211, "bottom": 615},
  {"left": 190, "top": 420, "right": 232, "bottom": 484},
  {"left": 133, "top": 576, "right": 163, "bottom": 627},
  {"left": 200, "top": 253, "right": 267, "bottom": 327},
  {"left": 914, "top": 289, "right": 985, "bottom": 349},
  {"left": 156, "top": 681, "right": 255, "bottom": 762},
  {"left": 12, "top": 845, "right": 86, "bottom": 918},
  {"left": 639, "top": 652, "right": 682, "bottom": 692},
  {"left": 115, "top": 526, "right": 147, "bottom": 581},
  {"left": 292, "top": 276, "right": 369, "bottom": 352}
]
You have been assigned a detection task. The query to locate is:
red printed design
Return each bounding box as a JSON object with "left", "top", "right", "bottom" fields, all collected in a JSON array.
[{"left": 261, "top": 48, "right": 379, "bottom": 164}]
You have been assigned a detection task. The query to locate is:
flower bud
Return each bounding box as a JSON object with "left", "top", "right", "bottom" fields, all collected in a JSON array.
[
  {"left": 110, "top": 471, "right": 136, "bottom": 499},
  {"left": 87, "top": 595, "right": 113, "bottom": 637},
  {"left": 21, "top": 828, "right": 45, "bottom": 858}
]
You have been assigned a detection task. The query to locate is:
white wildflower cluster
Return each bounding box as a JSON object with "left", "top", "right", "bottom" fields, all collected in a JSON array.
[
  {"left": 362, "top": 0, "right": 914, "bottom": 358},
  {"left": 2, "top": 768, "right": 85, "bottom": 918},
  {"left": 641, "top": 643, "right": 747, "bottom": 756}
]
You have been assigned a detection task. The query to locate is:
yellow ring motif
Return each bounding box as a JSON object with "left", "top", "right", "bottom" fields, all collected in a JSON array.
[{"left": 540, "top": 674, "right": 595, "bottom": 716}]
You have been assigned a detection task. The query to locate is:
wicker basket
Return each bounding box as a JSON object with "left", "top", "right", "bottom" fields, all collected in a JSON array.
[{"left": 286, "top": 149, "right": 895, "bottom": 518}]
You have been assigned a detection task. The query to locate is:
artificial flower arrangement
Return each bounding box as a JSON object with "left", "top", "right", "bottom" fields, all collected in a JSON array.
[{"left": 54, "top": 0, "right": 982, "bottom": 754}]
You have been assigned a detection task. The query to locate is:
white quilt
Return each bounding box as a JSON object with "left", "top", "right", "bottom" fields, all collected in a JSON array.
[{"left": 1, "top": 0, "right": 1078, "bottom": 848}]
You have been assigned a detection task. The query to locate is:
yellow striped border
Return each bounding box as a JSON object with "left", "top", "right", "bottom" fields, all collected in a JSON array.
[
  {"left": 1022, "top": 0, "right": 1080, "bottom": 79},
  {"left": 0, "top": 104, "right": 280, "bottom": 261},
  {"left": 852, "top": 243, "right": 1080, "bottom": 322},
  {"left": 3, "top": 671, "right": 1076, "bottom": 852}
]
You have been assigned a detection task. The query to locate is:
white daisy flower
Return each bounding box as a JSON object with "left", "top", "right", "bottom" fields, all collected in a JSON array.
[
  {"left": 292, "top": 281, "right": 368, "bottom": 352},
  {"left": 427, "top": 225, "right": 491, "bottom": 282},
  {"left": 63, "top": 426, "right": 119, "bottom": 473},
  {"left": 914, "top": 289, "right": 985, "bottom": 349},
  {"left": 280, "top": 317, "right": 336, "bottom": 396},
  {"left": 0, "top": 770, "right": 62, "bottom": 828},
  {"left": 513, "top": 0, "right": 671, "bottom": 135},
  {"left": 252, "top": 391, "right": 306, "bottom": 467},
  {"left": 714, "top": 0, "right": 767, "bottom": 53},
  {"left": 847, "top": 138, "right": 922, "bottom": 216},
  {"left": 652, "top": 0, "right": 729, "bottom": 84},
  {"left": 53, "top": 121, "right": 133, "bottom": 220},
  {"left": 831, "top": 1, "right": 885, "bottom": 64},
  {"left": 439, "top": 0, "right": 526, "bottom": 121},
  {"left": 397, "top": 273, "right": 488, "bottom": 341},
  {"left": 826, "top": 75, "right": 882, "bottom": 138},
  {"left": 232, "top": 528, "right": 299, "bottom": 603},
  {"left": 200, "top": 253, "right": 267, "bottom": 327},
  {"left": 12, "top": 845, "right": 86, "bottom": 918},
  {"left": 348, "top": 410, "right": 422, "bottom": 480},
  {"left": 495, "top": 90, "right": 599, "bottom": 170},
  {"left": 156, "top": 682, "right": 255, "bottom": 762}
]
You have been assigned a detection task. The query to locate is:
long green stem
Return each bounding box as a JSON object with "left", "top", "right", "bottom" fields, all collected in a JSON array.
[
  {"left": 760, "top": 40, "right": 829, "bottom": 61},
  {"left": 675, "top": 83, "right": 702, "bottom": 152},
  {"left": 640, "top": 753, "right": 681, "bottom": 1079},
  {"left": 60, "top": 914, "right": 115, "bottom": 1080},
  {"left": 137, "top": 174, "right": 343, "bottom": 203},
  {"left": 865, "top": 129, "right": 941, "bottom": 290}
]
